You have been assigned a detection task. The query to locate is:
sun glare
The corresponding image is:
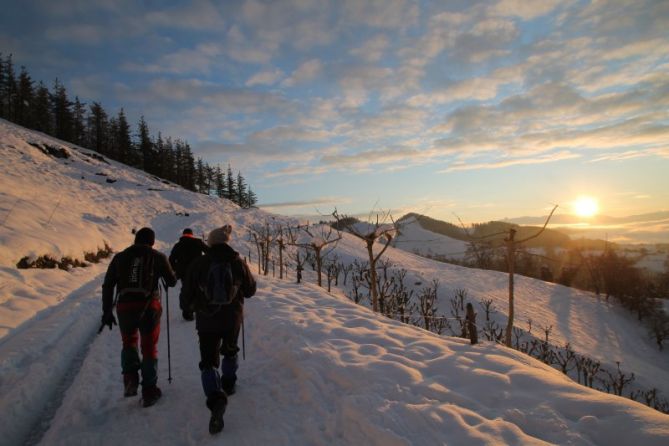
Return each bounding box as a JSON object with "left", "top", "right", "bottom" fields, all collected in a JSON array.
[{"left": 573, "top": 196, "right": 599, "bottom": 218}]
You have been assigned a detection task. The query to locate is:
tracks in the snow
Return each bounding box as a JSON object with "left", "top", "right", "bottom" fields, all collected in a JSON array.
[{"left": 0, "top": 275, "right": 104, "bottom": 446}]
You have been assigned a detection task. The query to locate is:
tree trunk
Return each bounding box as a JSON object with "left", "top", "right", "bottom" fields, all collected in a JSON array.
[
  {"left": 367, "top": 241, "right": 379, "bottom": 312},
  {"left": 316, "top": 247, "right": 323, "bottom": 287},
  {"left": 505, "top": 229, "right": 516, "bottom": 347}
]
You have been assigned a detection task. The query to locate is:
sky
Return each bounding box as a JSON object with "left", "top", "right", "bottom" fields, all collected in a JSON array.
[
  {"left": 2, "top": 121, "right": 669, "bottom": 444},
  {"left": 1, "top": 0, "right": 668, "bottom": 224}
]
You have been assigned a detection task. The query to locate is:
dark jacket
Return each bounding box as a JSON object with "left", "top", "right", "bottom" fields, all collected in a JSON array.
[
  {"left": 182, "top": 243, "right": 256, "bottom": 333},
  {"left": 169, "top": 234, "right": 209, "bottom": 280},
  {"left": 102, "top": 244, "right": 177, "bottom": 313}
]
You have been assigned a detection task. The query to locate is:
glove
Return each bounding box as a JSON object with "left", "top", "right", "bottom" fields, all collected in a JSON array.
[{"left": 99, "top": 312, "right": 117, "bottom": 333}]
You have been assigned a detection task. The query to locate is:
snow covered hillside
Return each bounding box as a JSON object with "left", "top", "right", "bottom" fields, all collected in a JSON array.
[
  {"left": 392, "top": 214, "right": 469, "bottom": 262},
  {"left": 1, "top": 118, "right": 669, "bottom": 445}
]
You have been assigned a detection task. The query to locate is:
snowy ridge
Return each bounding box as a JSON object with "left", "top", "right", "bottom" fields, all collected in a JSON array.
[
  {"left": 392, "top": 215, "right": 469, "bottom": 261},
  {"left": 1, "top": 118, "right": 668, "bottom": 444}
]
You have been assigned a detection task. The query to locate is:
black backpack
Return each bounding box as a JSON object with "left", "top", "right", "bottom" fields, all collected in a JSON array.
[
  {"left": 197, "top": 259, "right": 239, "bottom": 312},
  {"left": 117, "top": 250, "right": 156, "bottom": 298}
]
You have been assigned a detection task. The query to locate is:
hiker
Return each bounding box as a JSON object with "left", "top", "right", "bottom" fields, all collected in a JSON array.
[
  {"left": 181, "top": 224, "right": 257, "bottom": 434},
  {"left": 100, "top": 227, "right": 177, "bottom": 407},
  {"left": 169, "top": 227, "right": 209, "bottom": 321}
]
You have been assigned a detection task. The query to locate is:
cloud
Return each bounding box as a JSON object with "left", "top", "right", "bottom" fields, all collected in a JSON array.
[
  {"left": 249, "top": 126, "right": 332, "bottom": 143},
  {"left": 441, "top": 151, "right": 581, "bottom": 172},
  {"left": 123, "top": 43, "right": 224, "bottom": 75},
  {"left": 260, "top": 196, "right": 344, "bottom": 209},
  {"left": 246, "top": 68, "right": 285, "bottom": 86},
  {"left": 145, "top": 0, "right": 224, "bottom": 30},
  {"left": 343, "top": 0, "right": 419, "bottom": 29},
  {"left": 350, "top": 35, "right": 389, "bottom": 62},
  {"left": 225, "top": 25, "right": 277, "bottom": 64},
  {"left": 282, "top": 59, "right": 323, "bottom": 87},
  {"left": 489, "top": 0, "right": 562, "bottom": 20},
  {"left": 45, "top": 24, "right": 108, "bottom": 44}
]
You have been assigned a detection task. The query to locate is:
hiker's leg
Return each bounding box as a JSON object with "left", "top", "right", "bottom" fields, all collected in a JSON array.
[
  {"left": 138, "top": 299, "right": 162, "bottom": 388},
  {"left": 199, "top": 332, "right": 223, "bottom": 397},
  {"left": 117, "top": 304, "right": 141, "bottom": 377},
  {"left": 220, "top": 326, "right": 240, "bottom": 393}
]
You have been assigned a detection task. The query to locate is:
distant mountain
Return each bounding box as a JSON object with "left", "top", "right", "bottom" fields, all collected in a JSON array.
[
  {"left": 399, "top": 213, "right": 573, "bottom": 249},
  {"left": 505, "top": 211, "right": 669, "bottom": 226}
]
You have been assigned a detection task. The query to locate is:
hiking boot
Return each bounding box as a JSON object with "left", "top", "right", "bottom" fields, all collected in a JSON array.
[
  {"left": 221, "top": 376, "right": 236, "bottom": 396},
  {"left": 182, "top": 310, "right": 194, "bottom": 321},
  {"left": 206, "top": 395, "right": 227, "bottom": 435},
  {"left": 222, "top": 381, "right": 236, "bottom": 396},
  {"left": 123, "top": 373, "right": 139, "bottom": 397},
  {"left": 142, "top": 385, "right": 162, "bottom": 408}
]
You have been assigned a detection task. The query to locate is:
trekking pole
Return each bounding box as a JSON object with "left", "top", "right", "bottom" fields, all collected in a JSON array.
[
  {"left": 163, "top": 280, "right": 173, "bottom": 384},
  {"left": 242, "top": 311, "right": 246, "bottom": 360}
]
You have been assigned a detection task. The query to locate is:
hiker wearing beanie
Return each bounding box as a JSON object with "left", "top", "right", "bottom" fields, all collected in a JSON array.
[
  {"left": 169, "top": 228, "right": 209, "bottom": 321},
  {"left": 182, "top": 224, "right": 257, "bottom": 434},
  {"left": 100, "top": 227, "right": 177, "bottom": 407}
]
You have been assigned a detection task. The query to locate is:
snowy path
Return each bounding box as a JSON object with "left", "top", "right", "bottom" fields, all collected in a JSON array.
[
  {"left": 32, "top": 275, "right": 669, "bottom": 445},
  {"left": 0, "top": 274, "right": 104, "bottom": 446}
]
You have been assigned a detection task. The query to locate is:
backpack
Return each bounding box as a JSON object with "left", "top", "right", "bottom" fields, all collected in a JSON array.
[
  {"left": 117, "top": 250, "right": 156, "bottom": 298},
  {"left": 198, "top": 259, "right": 239, "bottom": 311}
]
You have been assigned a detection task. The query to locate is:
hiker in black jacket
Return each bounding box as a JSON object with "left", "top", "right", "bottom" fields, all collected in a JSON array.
[
  {"left": 182, "top": 224, "right": 257, "bottom": 434},
  {"left": 169, "top": 228, "right": 209, "bottom": 321},
  {"left": 101, "top": 227, "right": 177, "bottom": 407}
]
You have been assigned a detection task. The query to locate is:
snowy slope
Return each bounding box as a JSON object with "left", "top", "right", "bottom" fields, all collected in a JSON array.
[
  {"left": 1, "top": 118, "right": 669, "bottom": 445},
  {"left": 392, "top": 215, "right": 470, "bottom": 261}
]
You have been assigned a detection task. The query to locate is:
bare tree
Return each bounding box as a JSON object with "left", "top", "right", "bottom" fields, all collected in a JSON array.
[
  {"left": 248, "top": 220, "right": 276, "bottom": 275},
  {"left": 286, "top": 223, "right": 341, "bottom": 287},
  {"left": 386, "top": 268, "right": 415, "bottom": 324},
  {"left": 417, "top": 279, "right": 440, "bottom": 331},
  {"left": 332, "top": 209, "right": 397, "bottom": 312},
  {"left": 503, "top": 205, "right": 558, "bottom": 347}
]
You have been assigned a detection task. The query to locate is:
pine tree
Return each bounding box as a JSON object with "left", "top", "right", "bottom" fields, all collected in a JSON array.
[
  {"left": 196, "top": 158, "right": 206, "bottom": 193},
  {"left": 236, "top": 171, "right": 247, "bottom": 207},
  {"left": 1, "top": 54, "right": 17, "bottom": 120},
  {"left": 72, "top": 96, "right": 86, "bottom": 146},
  {"left": 115, "top": 108, "right": 133, "bottom": 164},
  {"left": 154, "top": 132, "right": 166, "bottom": 179},
  {"left": 107, "top": 116, "right": 119, "bottom": 159},
  {"left": 247, "top": 184, "right": 258, "bottom": 207},
  {"left": 87, "top": 101, "right": 108, "bottom": 155},
  {"left": 226, "top": 164, "right": 236, "bottom": 201},
  {"left": 51, "top": 79, "right": 74, "bottom": 141},
  {"left": 182, "top": 142, "right": 196, "bottom": 191},
  {"left": 137, "top": 116, "right": 154, "bottom": 173},
  {"left": 15, "top": 67, "right": 34, "bottom": 128},
  {"left": 0, "top": 54, "right": 5, "bottom": 118},
  {"left": 33, "top": 81, "right": 52, "bottom": 134},
  {"left": 163, "top": 136, "right": 176, "bottom": 182},
  {"left": 214, "top": 164, "right": 226, "bottom": 198}
]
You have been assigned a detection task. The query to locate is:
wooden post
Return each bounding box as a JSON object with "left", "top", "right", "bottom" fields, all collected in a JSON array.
[
  {"left": 466, "top": 302, "right": 478, "bottom": 345},
  {"left": 505, "top": 228, "right": 516, "bottom": 347}
]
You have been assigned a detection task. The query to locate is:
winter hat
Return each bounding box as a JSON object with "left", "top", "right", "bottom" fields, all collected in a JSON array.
[
  {"left": 135, "top": 227, "right": 155, "bottom": 246},
  {"left": 208, "top": 225, "right": 232, "bottom": 246},
  {"left": 182, "top": 228, "right": 193, "bottom": 235}
]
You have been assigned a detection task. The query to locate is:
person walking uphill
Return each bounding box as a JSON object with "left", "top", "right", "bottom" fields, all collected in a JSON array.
[
  {"left": 100, "top": 227, "right": 177, "bottom": 407},
  {"left": 169, "top": 228, "right": 209, "bottom": 321},
  {"left": 182, "top": 224, "right": 256, "bottom": 434}
]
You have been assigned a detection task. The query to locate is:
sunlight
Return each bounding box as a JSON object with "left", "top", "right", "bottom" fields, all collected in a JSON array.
[{"left": 573, "top": 196, "right": 599, "bottom": 218}]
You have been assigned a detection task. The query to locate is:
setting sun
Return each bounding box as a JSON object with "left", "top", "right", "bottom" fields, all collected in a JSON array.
[{"left": 573, "top": 196, "right": 599, "bottom": 218}]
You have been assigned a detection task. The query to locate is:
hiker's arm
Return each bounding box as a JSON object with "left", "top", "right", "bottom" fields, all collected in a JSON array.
[
  {"left": 101, "top": 254, "right": 119, "bottom": 313},
  {"left": 158, "top": 252, "right": 178, "bottom": 287},
  {"left": 240, "top": 260, "right": 257, "bottom": 298},
  {"left": 168, "top": 244, "right": 179, "bottom": 271}
]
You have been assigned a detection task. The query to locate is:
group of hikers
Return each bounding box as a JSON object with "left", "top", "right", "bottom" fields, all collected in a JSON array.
[{"left": 100, "top": 225, "right": 256, "bottom": 434}]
